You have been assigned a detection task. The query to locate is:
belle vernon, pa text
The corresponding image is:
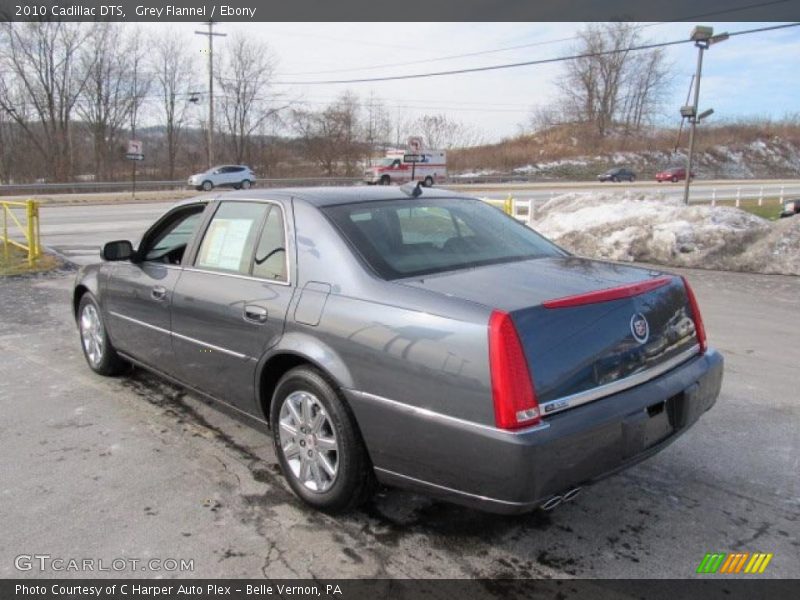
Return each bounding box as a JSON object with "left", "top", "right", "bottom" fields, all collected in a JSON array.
[{"left": 16, "top": 584, "right": 343, "bottom": 597}]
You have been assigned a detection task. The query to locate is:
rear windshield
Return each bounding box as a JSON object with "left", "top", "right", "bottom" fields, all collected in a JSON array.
[{"left": 323, "top": 197, "right": 566, "bottom": 280}]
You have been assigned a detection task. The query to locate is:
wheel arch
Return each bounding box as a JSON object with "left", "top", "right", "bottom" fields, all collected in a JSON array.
[
  {"left": 256, "top": 334, "right": 356, "bottom": 424},
  {"left": 72, "top": 268, "right": 102, "bottom": 319}
]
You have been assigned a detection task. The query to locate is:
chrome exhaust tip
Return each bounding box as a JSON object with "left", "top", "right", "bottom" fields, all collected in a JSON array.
[
  {"left": 562, "top": 487, "right": 582, "bottom": 502},
  {"left": 540, "top": 495, "right": 563, "bottom": 511}
]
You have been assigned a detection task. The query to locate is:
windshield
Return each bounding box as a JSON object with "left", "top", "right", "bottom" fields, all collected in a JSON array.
[
  {"left": 323, "top": 197, "right": 567, "bottom": 280},
  {"left": 376, "top": 158, "right": 398, "bottom": 166}
]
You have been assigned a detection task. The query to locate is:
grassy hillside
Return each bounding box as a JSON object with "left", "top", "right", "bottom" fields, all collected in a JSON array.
[{"left": 450, "top": 120, "right": 800, "bottom": 180}]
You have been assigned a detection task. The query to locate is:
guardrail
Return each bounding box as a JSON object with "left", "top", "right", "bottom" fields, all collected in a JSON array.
[
  {"left": 1, "top": 200, "right": 41, "bottom": 266},
  {"left": 0, "top": 177, "right": 363, "bottom": 195}
]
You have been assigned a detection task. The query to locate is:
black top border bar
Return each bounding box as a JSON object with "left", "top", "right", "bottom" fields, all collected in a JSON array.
[{"left": 1, "top": 0, "right": 800, "bottom": 22}]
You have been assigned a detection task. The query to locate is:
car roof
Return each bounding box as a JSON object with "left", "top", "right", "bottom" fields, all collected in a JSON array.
[{"left": 209, "top": 186, "right": 476, "bottom": 208}]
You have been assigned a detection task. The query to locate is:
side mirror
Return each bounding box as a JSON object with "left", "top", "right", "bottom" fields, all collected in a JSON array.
[{"left": 102, "top": 240, "right": 134, "bottom": 261}]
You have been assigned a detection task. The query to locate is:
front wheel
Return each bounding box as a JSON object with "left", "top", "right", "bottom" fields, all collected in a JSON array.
[
  {"left": 271, "top": 366, "right": 374, "bottom": 513},
  {"left": 671, "top": 176, "right": 678, "bottom": 183},
  {"left": 77, "top": 294, "right": 127, "bottom": 376},
  {"left": 201, "top": 180, "right": 213, "bottom": 191},
  {"left": 241, "top": 179, "right": 252, "bottom": 190},
  {"left": 380, "top": 175, "right": 390, "bottom": 186},
  {"left": 423, "top": 176, "right": 434, "bottom": 187}
]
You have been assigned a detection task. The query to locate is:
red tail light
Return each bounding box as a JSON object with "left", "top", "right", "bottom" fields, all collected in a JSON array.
[
  {"left": 488, "top": 310, "right": 540, "bottom": 429},
  {"left": 681, "top": 276, "right": 707, "bottom": 354}
]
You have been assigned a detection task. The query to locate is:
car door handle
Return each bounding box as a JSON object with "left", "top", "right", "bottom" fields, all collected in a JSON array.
[
  {"left": 243, "top": 305, "right": 268, "bottom": 323},
  {"left": 151, "top": 285, "right": 167, "bottom": 301}
]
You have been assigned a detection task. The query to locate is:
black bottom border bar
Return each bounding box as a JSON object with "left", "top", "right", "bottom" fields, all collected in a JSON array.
[{"left": 3, "top": 579, "right": 800, "bottom": 600}]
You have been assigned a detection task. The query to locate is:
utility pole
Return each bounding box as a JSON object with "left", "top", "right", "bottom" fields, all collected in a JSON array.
[
  {"left": 195, "top": 21, "right": 226, "bottom": 169},
  {"left": 682, "top": 26, "right": 728, "bottom": 205}
]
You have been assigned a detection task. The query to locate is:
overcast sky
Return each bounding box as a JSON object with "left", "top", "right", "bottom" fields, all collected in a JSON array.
[{"left": 142, "top": 21, "right": 800, "bottom": 142}]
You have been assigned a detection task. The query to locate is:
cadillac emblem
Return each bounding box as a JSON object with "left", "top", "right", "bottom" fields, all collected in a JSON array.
[{"left": 630, "top": 313, "right": 650, "bottom": 344}]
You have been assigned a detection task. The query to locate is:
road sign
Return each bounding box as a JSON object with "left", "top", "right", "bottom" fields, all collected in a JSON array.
[
  {"left": 407, "top": 136, "right": 423, "bottom": 153},
  {"left": 403, "top": 154, "right": 421, "bottom": 163},
  {"left": 125, "top": 153, "right": 144, "bottom": 161},
  {"left": 127, "top": 140, "right": 143, "bottom": 155}
]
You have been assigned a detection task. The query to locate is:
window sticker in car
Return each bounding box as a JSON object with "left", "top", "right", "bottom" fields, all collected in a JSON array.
[{"left": 197, "top": 218, "right": 254, "bottom": 272}]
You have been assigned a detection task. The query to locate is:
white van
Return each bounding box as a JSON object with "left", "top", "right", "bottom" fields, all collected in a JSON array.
[{"left": 364, "top": 150, "right": 446, "bottom": 186}]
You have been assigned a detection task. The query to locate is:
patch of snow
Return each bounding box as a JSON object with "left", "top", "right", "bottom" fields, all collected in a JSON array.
[{"left": 530, "top": 191, "right": 797, "bottom": 275}]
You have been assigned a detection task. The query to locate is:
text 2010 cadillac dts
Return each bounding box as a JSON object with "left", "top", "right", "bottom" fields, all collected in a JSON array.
[{"left": 73, "top": 186, "right": 723, "bottom": 514}]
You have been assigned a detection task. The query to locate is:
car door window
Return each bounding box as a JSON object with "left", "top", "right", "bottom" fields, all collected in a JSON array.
[
  {"left": 195, "top": 202, "right": 268, "bottom": 274},
  {"left": 251, "top": 205, "right": 287, "bottom": 282},
  {"left": 143, "top": 207, "right": 205, "bottom": 264}
]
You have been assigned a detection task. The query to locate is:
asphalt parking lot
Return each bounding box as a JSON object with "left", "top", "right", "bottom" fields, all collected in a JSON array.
[{"left": 0, "top": 265, "right": 797, "bottom": 579}]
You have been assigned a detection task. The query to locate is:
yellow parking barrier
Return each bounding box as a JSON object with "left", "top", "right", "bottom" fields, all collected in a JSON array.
[{"left": 1, "top": 199, "right": 41, "bottom": 266}]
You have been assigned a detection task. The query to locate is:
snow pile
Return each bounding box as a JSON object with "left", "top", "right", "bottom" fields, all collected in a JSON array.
[{"left": 532, "top": 191, "right": 799, "bottom": 275}]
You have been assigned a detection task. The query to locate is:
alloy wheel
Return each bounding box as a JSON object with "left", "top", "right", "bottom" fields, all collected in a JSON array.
[
  {"left": 80, "top": 304, "right": 104, "bottom": 368},
  {"left": 278, "top": 390, "right": 339, "bottom": 493}
]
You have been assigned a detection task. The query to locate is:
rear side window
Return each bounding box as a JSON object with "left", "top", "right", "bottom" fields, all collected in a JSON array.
[
  {"left": 323, "top": 197, "right": 566, "bottom": 280},
  {"left": 252, "top": 205, "right": 287, "bottom": 282},
  {"left": 195, "top": 202, "right": 268, "bottom": 274}
]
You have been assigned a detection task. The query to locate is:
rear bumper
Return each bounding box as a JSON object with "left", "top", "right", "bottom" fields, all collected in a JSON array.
[{"left": 349, "top": 348, "right": 723, "bottom": 514}]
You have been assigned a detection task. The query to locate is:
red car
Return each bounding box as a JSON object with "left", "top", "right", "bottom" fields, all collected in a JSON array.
[{"left": 656, "top": 167, "right": 695, "bottom": 183}]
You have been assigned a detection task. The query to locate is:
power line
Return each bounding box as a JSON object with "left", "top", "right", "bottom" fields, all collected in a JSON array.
[
  {"left": 273, "top": 0, "right": 796, "bottom": 78},
  {"left": 272, "top": 22, "right": 800, "bottom": 86}
]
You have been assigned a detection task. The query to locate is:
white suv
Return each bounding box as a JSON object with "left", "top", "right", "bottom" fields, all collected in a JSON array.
[{"left": 188, "top": 165, "right": 256, "bottom": 191}]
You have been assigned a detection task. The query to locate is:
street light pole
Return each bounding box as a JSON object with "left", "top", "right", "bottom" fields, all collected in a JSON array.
[
  {"left": 682, "top": 26, "right": 728, "bottom": 206},
  {"left": 683, "top": 43, "right": 705, "bottom": 206},
  {"left": 195, "top": 21, "right": 226, "bottom": 169}
]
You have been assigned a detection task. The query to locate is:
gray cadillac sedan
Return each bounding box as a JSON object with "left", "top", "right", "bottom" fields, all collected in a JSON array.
[{"left": 73, "top": 186, "right": 723, "bottom": 514}]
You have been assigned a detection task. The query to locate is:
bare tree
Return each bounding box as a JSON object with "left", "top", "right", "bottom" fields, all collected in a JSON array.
[
  {"left": 411, "top": 113, "right": 483, "bottom": 149},
  {"left": 215, "top": 35, "right": 284, "bottom": 165},
  {"left": 557, "top": 23, "right": 670, "bottom": 138},
  {"left": 0, "top": 22, "right": 91, "bottom": 181},
  {"left": 363, "top": 92, "right": 391, "bottom": 164},
  {"left": 152, "top": 33, "right": 196, "bottom": 179},
  {"left": 292, "top": 91, "right": 363, "bottom": 176},
  {"left": 77, "top": 24, "right": 144, "bottom": 180}
]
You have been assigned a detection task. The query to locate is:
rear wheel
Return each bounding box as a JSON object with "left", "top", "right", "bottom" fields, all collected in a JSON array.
[
  {"left": 612, "top": 176, "right": 619, "bottom": 183},
  {"left": 271, "top": 366, "right": 374, "bottom": 513},
  {"left": 671, "top": 176, "right": 678, "bottom": 183},
  {"left": 77, "top": 294, "right": 127, "bottom": 376},
  {"left": 201, "top": 180, "right": 213, "bottom": 191}
]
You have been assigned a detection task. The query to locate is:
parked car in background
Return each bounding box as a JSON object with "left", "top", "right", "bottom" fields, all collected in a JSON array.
[
  {"left": 656, "top": 167, "right": 695, "bottom": 183},
  {"left": 598, "top": 167, "right": 636, "bottom": 182},
  {"left": 73, "top": 186, "right": 722, "bottom": 514},
  {"left": 188, "top": 165, "right": 256, "bottom": 191},
  {"left": 780, "top": 199, "right": 800, "bottom": 218}
]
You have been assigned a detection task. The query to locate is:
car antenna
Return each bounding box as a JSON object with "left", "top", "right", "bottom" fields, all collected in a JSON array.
[{"left": 400, "top": 181, "right": 424, "bottom": 198}]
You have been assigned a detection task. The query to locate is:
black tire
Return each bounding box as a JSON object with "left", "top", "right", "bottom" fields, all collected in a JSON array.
[
  {"left": 671, "top": 176, "right": 678, "bottom": 183},
  {"left": 423, "top": 176, "right": 434, "bottom": 188},
  {"left": 201, "top": 180, "right": 213, "bottom": 191},
  {"left": 77, "top": 293, "right": 127, "bottom": 376},
  {"left": 271, "top": 366, "right": 374, "bottom": 513},
  {"left": 241, "top": 179, "right": 252, "bottom": 190},
  {"left": 380, "top": 175, "right": 391, "bottom": 186},
  {"left": 612, "top": 176, "right": 619, "bottom": 183}
]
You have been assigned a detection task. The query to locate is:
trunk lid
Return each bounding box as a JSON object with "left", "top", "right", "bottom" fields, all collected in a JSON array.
[{"left": 400, "top": 257, "right": 701, "bottom": 412}]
